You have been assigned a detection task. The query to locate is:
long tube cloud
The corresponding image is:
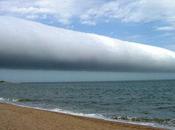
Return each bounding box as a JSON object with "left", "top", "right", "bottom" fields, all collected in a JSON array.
[{"left": 0, "top": 16, "right": 175, "bottom": 72}]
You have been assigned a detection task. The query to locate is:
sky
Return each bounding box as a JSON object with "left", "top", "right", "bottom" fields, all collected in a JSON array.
[
  {"left": 0, "top": 0, "right": 175, "bottom": 51},
  {"left": 0, "top": 0, "right": 175, "bottom": 82}
]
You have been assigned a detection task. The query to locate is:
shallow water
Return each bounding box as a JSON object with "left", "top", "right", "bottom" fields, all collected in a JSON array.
[{"left": 0, "top": 80, "right": 175, "bottom": 129}]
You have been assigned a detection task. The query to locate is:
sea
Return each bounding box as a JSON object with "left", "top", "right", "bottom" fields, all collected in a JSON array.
[{"left": 0, "top": 80, "right": 175, "bottom": 129}]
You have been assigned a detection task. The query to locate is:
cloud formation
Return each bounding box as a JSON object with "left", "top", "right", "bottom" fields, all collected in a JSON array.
[
  {"left": 0, "top": 16, "right": 175, "bottom": 72},
  {"left": 0, "top": 0, "right": 101, "bottom": 25},
  {"left": 1, "top": 0, "right": 175, "bottom": 29}
]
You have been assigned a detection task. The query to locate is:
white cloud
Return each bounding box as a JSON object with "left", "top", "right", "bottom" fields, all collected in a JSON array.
[
  {"left": 156, "top": 26, "right": 175, "bottom": 31},
  {"left": 0, "top": 16, "right": 175, "bottom": 72},
  {"left": 0, "top": 0, "right": 102, "bottom": 24},
  {"left": 1, "top": 0, "right": 175, "bottom": 28},
  {"left": 80, "top": 0, "right": 175, "bottom": 28}
]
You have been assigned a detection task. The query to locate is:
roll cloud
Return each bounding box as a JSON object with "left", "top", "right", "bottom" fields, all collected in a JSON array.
[{"left": 0, "top": 16, "right": 175, "bottom": 72}]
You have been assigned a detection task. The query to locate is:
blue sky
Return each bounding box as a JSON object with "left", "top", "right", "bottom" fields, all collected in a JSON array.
[{"left": 0, "top": 0, "right": 175, "bottom": 51}]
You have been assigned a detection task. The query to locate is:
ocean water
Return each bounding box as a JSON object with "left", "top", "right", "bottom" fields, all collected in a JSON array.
[{"left": 0, "top": 80, "right": 175, "bottom": 129}]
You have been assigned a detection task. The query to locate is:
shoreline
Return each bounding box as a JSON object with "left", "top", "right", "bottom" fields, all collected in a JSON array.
[{"left": 0, "top": 103, "right": 166, "bottom": 130}]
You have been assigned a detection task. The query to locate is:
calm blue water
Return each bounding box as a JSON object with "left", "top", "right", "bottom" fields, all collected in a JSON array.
[{"left": 0, "top": 80, "right": 175, "bottom": 129}]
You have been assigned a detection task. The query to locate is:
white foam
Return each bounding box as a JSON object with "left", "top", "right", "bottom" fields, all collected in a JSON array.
[
  {"left": 0, "top": 97, "right": 18, "bottom": 103},
  {"left": 0, "top": 97, "right": 5, "bottom": 102},
  {"left": 0, "top": 97, "right": 9, "bottom": 102},
  {"left": 50, "top": 108, "right": 104, "bottom": 119}
]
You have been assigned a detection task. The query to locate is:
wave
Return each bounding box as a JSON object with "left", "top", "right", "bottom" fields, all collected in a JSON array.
[
  {"left": 112, "top": 115, "right": 173, "bottom": 125},
  {"left": 50, "top": 108, "right": 105, "bottom": 119},
  {"left": 0, "top": 97, "right": 51, "bottom": 103},
  {"left": 16, "top": 98, "right": 48, "bottom": 102},
  {"left": 0, "top": 97, "right": 36, "bottom": 102},
  {"left": 0, "top": 97, "right": 17, "bottom": 102},
  {"left": 0, "top": 97, "right": 6, "bottom": 102},
  {"left": 51, "top": 109, "right": 173, "bottom": 129},
  {"left": 16, "top": 98, "right": 34, "bottom": 102}
]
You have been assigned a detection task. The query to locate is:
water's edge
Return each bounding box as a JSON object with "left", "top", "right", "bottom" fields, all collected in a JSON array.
[{"left": 0, "top": 98, "right": 170, "bottom": 130}]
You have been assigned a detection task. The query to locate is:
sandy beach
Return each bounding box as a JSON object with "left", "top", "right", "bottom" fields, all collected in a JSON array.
[{"left": 0, "top": 103, "right": 166, "bottom": 130}]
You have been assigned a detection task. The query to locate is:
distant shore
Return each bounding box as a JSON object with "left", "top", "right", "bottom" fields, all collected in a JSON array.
[
  {"left": 0, "top": 80, "right": 6, "bottom": 83},
  {"left": 0, "top": 103, "right": 166, "bottom": 130}
]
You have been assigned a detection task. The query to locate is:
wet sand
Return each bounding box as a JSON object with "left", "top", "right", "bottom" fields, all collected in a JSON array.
[{"left": 0, "top": 103, "right": 166, "bottom": 130}]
